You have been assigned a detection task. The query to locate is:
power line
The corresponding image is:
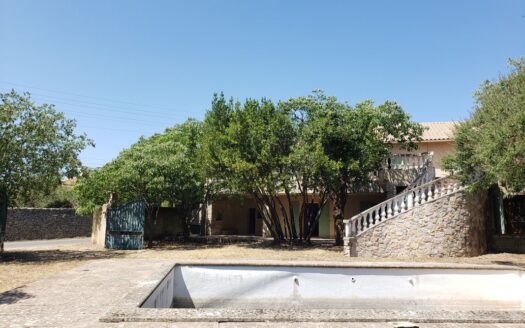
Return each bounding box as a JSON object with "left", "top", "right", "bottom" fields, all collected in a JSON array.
[
  {"left": 0, "top": 80, "right": 179, "bottom": 113},
  {"left": 55, "top": 108, "right": 171, "bottom": 127},
  {"left": 28, "top": 92, "right": 178, "bottom": 119},
  {"left": 76, "top": 124, "right": 161, "bottom": 134}
]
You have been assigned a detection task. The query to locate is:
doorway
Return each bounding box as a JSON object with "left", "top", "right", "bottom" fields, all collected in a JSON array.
[
  {"left": 304, "top": 203, "right": 320, "bottom": 237},
  {"left": 248, "top": 208, "right": 257, "bottom": 235}
]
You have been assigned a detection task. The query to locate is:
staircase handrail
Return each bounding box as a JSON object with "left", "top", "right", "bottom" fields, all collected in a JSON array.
[
  {"left": 343, "top": 175, "right": 464, "bottom": 237},
  {"left": 405, "top": 152, "right": 435, "bottom": 191}
]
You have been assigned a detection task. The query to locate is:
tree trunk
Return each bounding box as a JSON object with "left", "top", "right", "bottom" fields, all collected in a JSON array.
[
  {"left": 332, "top": 184, "right": 348, "bottom": 246},
  {"left": 333, "top": 204, "right": 345, "bottom": 246},
  {"left": 199, "top": 202, "right": 207, "bottom": 236}
]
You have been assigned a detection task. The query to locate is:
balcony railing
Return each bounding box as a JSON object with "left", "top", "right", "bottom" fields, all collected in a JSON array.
[{"left": 384, "top": 152, "right": 433, "bottom": 170}]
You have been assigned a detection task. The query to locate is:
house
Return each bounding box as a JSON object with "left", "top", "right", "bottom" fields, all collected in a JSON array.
[{"left": 204, "top": 121, "right": 457, "bottom": 239}]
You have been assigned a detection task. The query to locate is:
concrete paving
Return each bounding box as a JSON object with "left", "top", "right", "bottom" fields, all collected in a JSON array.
[
  {"left": 0, "top": 259, "right": 524, "bottom": 327},
  {"left": 3, "top": 237, "right": 91, "bottom": 250}
]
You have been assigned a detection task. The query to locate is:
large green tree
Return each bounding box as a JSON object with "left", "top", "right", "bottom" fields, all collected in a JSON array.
[
  {"left": 281, "top": 92, "right": 423, "bottom": 245},
  {"left": 202, "top": 94, "right": 297, "bottom": 241},
  {"left": 443, "top": 59, "right": 525, "bottom": 194},
  {"left": 0, "top": 90, "right": 92, "bottom": 206},
  {"left": 75, "top": 120, "right": 205, "bottom": 244},
  {"left": 202, "top": 92, "right": 421, "bottom": 244}
]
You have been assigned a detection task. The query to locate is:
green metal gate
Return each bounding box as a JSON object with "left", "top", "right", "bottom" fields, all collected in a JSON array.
[
  {"left": 0, "top": 189, "right": 7, "bottom": 252},
  {"left": 105, "top": 199, "right": 146, "bottom": 250}
]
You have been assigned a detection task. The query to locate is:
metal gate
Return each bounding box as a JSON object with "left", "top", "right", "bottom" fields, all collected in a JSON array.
[
  {"left": 105, "top": 199, "right": 146, "bottom": 250},
  {"left": 0, "top": 189, "right": 7, "bottom": 252}
]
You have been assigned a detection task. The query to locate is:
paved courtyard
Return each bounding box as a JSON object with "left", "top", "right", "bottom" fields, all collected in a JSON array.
[
  {"left": 2, "top": 258, "right": 525, "bottom": 328},
  {"left": 1, "top": 242, "right": 525, "bottom": 327}
]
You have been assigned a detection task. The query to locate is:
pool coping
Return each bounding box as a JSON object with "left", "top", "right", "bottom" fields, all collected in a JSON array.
[{"left": 100, "top": 260, "right": 525, "bottom": 323}]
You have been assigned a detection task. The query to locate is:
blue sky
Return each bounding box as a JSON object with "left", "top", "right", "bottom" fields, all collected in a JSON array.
[{"left": 1, "top": 0, "right": 524, "bottom": 168}]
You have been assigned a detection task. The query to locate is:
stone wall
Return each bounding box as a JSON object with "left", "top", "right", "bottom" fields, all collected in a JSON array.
[
  {"left": 6, "top": 208, "right": 91, "bottom": 241},
  {"left": 354, "top": 190, "right": 488, "bottom": 258}
]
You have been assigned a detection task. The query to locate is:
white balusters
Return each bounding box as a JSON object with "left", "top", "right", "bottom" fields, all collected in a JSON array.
[
  {"left": 447, "top": 181, "right": 453, "bottom": 194},
  {"left": 427, "top": 186, "right": 433, "bottom": 201},
  {"left": 344, "top": 176, "right": 464, "bottom": 239},
  {"left": 393, "top": 201, "right": 400, "bottom": 214}
]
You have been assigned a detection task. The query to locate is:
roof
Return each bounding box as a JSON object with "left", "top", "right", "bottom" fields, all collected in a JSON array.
[{"left": 420, "top": 121, "right": 456, "bottom": 141}]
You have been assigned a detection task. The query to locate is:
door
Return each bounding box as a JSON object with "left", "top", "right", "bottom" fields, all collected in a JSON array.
[
  {"left": 248, "top": 208, "right": 256, "bottom": 235},
  {"left": 305, "top": 203, "right": 320, "bottom": 237},
  {"left": 105, "top": 199, "right": 145, "bottom": 250}
]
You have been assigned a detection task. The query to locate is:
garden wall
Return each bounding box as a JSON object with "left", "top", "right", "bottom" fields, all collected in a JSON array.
[
  {"left": 354, "top": 189, "right": 488, "bottom": 258},
  {"left": 6, "top": 208, "right": 91, "bottom": 241}
]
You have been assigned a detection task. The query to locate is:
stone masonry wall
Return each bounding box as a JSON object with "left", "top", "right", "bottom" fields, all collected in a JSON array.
[
  {"left": 6, "top": 208, "right": 92, "bottom": 241},
  {"left": 355, "top": 190, "right": 488, "bottom": 258}
]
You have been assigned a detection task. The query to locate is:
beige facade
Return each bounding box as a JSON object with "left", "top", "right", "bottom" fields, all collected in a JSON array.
[
  {"left": 390, "top": 140, "right": 454, "bottom": 177},
  {"left": 208, "top": 192, "right": 385, "bottom": 238}
]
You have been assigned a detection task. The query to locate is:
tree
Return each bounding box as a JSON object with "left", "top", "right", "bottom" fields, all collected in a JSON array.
[
  {"left": 75, "top": 120, "right": 205, "bottom": 245},
  {"left": 202, "top": 94, "right": 297, "bottom": 242},
  {"left": 282, "top": 92, "right": 423, "bottom": 245},
  {"left": 203, "top": 92, "right": 422, "bottom": 244},
  {"left": 15, "top": 182, "right": 77, "bottom": 208},
  {"left": 443, "top": 59, "right": 525, "bottom": 194},
  {"left": 0, "top": 90, "right": 92, "bottom": 206}
]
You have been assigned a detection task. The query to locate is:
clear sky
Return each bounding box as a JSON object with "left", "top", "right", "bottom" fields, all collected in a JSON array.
[{"left": 1, "top": 0, "right": 524, "bottom": 168}]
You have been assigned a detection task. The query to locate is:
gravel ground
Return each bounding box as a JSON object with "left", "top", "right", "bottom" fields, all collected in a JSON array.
[{"left": 1, "top": 240, "right": 525, "bottom": 293}]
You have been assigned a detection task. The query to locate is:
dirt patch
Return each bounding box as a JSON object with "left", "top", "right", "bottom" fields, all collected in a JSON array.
[
  {"left": 1, "top": 241, "right": 525, "bottom": 293},
  {"left": 0, "top": 247, "right": 125, "bottom": 292}
]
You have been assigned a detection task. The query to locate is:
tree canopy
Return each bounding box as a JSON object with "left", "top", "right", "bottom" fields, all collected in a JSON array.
[
  {"left": 203, "top": 92, "right": 422, "bottom": 243},
  {"left": 280, "top": 92, "right": 423, "bottom": 244},
  {"left": 443, "top": 59, "right": 525, "bottom": 194},
  {"left": 75, "top": 119, "right": 205, "bottom": 241},
  {"left": 74, "top": 90, "right": 422, "bottom": 245},
  {"left": 201, "top": 94, "right": 297, "bottom": 240},
  {"left": 0, "top": 90, "right": 92, "bottom": 206}
]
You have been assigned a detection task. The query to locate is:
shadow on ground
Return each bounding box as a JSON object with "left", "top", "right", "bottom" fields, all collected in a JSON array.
[
  {"left": 491, "top": 260, "right": 525, "bottom": 269},
  {"left": 149, "top": 239, "right": 342, "bottom": 253},
  {"left": 0, "top": 249, "right": 126, "bottom": 264},
  {"left": 0, "top": 287, "right": 34, "bottom": 304}
]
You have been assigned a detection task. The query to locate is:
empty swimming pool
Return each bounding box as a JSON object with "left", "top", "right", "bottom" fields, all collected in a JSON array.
[
  {"left": 101, "top": 261, "right": 525, "bottom": 323},
  {"left": 142, "top": 264, "right": 524, "bottom": 310}
]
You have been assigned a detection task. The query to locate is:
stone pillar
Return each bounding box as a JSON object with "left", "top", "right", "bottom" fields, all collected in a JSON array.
[
  {"left": 92, "top": 203, "right": 108, "bottom": 248},
  {"left": 206, "top": 202, "right": 213, "bottom": 236},
  {"left": 343, "top": 237, "right": 357, "bottom": 257}
]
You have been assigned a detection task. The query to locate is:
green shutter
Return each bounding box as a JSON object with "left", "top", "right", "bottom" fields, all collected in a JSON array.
[{"left": 319, "top": 203, "right": 329, "bottom": 238}]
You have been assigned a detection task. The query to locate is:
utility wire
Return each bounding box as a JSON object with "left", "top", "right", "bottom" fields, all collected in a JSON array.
[
  {"left": 0, "top": 80, "right": 178, "bottom": 113},
  {"left": 28, "top": 92, "right": 178, "bottom": 119},
  {"left": 76, "top": 124, "right": 161, "bottom": 134}
]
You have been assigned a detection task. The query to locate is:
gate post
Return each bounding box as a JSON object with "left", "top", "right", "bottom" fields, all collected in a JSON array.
[{"left": 0, "top": 189, "right": 7, "bottom": 253}]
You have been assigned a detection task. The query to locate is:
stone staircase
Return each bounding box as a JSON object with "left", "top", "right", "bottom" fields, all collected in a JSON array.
[{"left": 343, "top": 153, "right": 466, "bottom": 256}]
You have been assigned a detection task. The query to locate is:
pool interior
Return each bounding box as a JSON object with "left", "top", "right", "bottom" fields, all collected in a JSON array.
[{"left": 141, "top": 264, "right": 525, "bottom": 311}]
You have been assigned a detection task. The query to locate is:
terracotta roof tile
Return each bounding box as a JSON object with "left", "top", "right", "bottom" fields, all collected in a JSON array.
[{"left": 420, "top": 121, "right": 456, "bottom": 141}]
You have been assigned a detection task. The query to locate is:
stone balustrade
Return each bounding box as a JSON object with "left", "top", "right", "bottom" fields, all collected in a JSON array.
[{"left": 344, "top": 176, "right": 464, "bottom": 239}]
